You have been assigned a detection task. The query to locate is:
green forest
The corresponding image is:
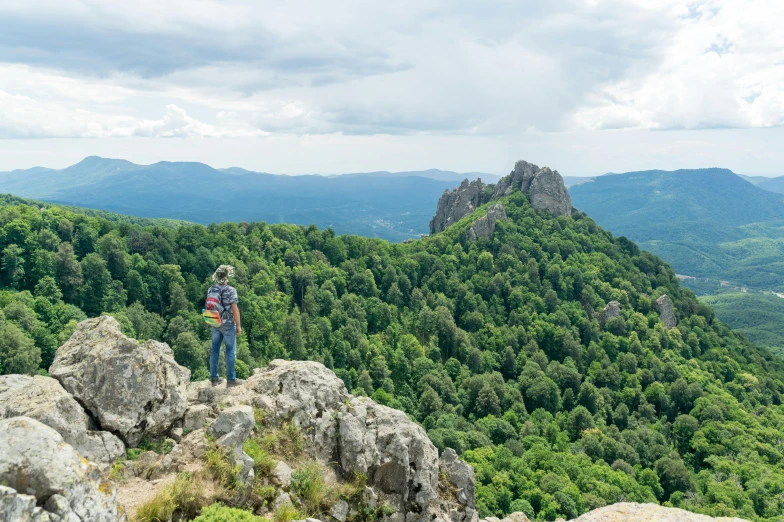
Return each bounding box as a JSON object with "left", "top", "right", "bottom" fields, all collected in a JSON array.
[{"left": 1, "top": 191, "right": 784, "bottom": 521}]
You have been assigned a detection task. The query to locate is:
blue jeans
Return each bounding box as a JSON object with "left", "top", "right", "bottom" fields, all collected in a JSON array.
[{"left": 210, "top": 324, "right": 237, "bottom": 381}]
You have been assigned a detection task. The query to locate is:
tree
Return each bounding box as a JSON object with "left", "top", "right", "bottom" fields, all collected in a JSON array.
[
  {"left": 2, "top": 244, "right": 26, "bottom": 289},
  {"left": 655, "top": 457, "right": 693, "bottom": 500},
  {"left": 0, "top": 322, "right": 40, "bottom": 375},
  {"left": 55, "top": 242, "right": 83, "bottom": 303},
  {"left": 476, "top": 384, "right": 502, "bottom": 417},
  {"left": 419, "top": 385, "right": 443, "bottom": 417},
  {"left": 81, "top": 253, "right": 112, "bottom": 316},
  {"left": 281, "top": 313, "right": 305, "bottom": 359},
  {"left": 568, "top": 406, "right": 595, "bottom": 440},
  {"left": 671, "top": 415, "right": 699, "bottom": 455}
]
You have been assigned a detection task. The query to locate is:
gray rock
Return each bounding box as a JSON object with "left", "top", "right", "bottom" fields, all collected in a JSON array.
[
  {"left": 207, "top": 405, "right": 256, "bottom": 491},
  {"left": 602, "top": 301, "right": 621, "bottom": 321},
  {"left": 272, "top": 490, "right": 293, "bottom": 510},
  {"left": 331, "top": 499, "right": 349, "bottom": 522},
  {"left": 0, "top": 485, "right": 38, "bottom": 522},
  {"left": 0, "top": 374, "right": 124, "bottom": 467},
  {"left": 566, "top": 502, "right": 748, "bottom": 521},
  {"left": 430, "top": 179, "right": 488, "bottom": 234},
  {"left": 271, "top": 461, "right": 292, "bottom": 488},
  {"left": 49, "top": 316, "right": 190, "bottom": 447},
  {"left": 467, "top": 204, "right": 508, "bottom": 241},
  {"left": 440, "top": 448, "right": 475, "bottom": 508},
  {"left": 183, "top": 404, "right": 211, "bottom": 432},
  {"left": 191, "top": 359, "right": 476, "bottom": 522},
  {"left": 338, "top": 396, "right": 439, "bottom": 522},
  {"left": 208, "top": 405, "right": 254, "bottom": 449},
  {"left": 431, "top": 160, "right": 572, "bottom": 236},
  {"left": 169, "top": 427, "right": 183, "bottom": 442},
  {"left": 182, "top": 429, "right": 209, "bottom": 460},
  {"left": 362, "top": 486, "right": 378, "bottom": 509},
  {"left": 655, "top": 294, "right": 678, "bottom": 328},
  {"left": 0, "top": 417, "right": 126, "bottom": 521}
]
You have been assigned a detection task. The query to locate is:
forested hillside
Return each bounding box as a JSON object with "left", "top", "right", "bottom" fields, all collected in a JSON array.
[
  {"left": 1, "top": 190, "right": 783, "bottom": 521},
  {"left": 569, "top": 168, "right": 784, "bottom": 291}
]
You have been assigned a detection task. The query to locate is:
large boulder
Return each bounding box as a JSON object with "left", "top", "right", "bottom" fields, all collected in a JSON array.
[
  {"left": 49, "top": 316, "right": 190, "bottom": 447},
  {"left": 566, "top": 503, "right": 747, "bottom": 521},
  {"left": 0, "top": 374, "right": 124, "bottom": 466},
  {"left": 430, "top": 179, "right": 489, "bottom": 234},
  {"left": 0, "top": 416, "right": 126, "bottom": 521},
  {"left": 189, "top": 359, "right": 476, "bottom": 522}
]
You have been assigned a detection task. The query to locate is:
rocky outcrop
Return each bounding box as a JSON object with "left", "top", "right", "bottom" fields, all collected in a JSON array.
[
  {"left": 493, "top": 161, "right": 573, "bottom": 217},
  {"left": 467, "top": 204, "right": 508, "bottom": 241},
  {"left": 0, "top": 417, "right": 126, "bottom": 521},
  {"left": 207, "top": 405, "right": 256, "bottom": 493},
  {"left": 430, "top": 160, "right": 572, "bottom": 234},
  {"left": 480, "top": 513, "right": 531, "bottom": 522},
  {"left": 565, "top": 503, "right": 747, "bottom": 521},
  {"left": 430, "top": 179, "right": 488, "bottom": 234},
  {"left": 602, "top": 301, "right": 621, "bottom": 322},
  {"left": 188, "top": 359, "right": 476, "bottom": 522},
  {"left": 655, "top": 294, "right": 677, "bottom": 328},
  {"left": 0, "top": 374, "right": 124, "bottom": 466},
  {"left": 49, "top": 316, "right": 190, "bottom": 446}
]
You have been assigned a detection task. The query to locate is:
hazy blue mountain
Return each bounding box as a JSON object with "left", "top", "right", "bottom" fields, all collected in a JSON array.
[
  {"left": 569, "top": 168, "right": 784, "bottom": 291},
  {"left": 0, "top": 157, "right": 494, "bottom": 241},
  {"left": 562, "top": 175, "right": 594, "bottom": 187}
]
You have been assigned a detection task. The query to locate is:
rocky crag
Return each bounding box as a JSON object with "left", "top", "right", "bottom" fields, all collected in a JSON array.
[
  {"left": 0, "top": 317, "right": 738, "bottom": 522},
  {"left": 429, "top": 160, "right": 573, "bottom": 235}
]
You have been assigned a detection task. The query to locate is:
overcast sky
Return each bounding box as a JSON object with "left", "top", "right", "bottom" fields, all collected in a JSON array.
[{"left": 0, "top": 0, "right": 782, "bottom": 175}]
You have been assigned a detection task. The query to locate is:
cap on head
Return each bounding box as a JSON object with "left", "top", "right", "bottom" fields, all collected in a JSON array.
[{"left": 212, "top": 265, "right": 235, "bottom": 284}]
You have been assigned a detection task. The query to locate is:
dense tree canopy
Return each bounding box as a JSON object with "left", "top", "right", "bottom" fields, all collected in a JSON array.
[{"left": 1, "top": 192, "right": 784, "bottom": 521}]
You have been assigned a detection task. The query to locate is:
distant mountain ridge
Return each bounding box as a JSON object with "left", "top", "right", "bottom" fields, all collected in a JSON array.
[
  {"left": 0, "top": 156, "right": 498, "bottom": 241},
  {"left": 569, "top": 167, "right": 784, "bottom": 290}
]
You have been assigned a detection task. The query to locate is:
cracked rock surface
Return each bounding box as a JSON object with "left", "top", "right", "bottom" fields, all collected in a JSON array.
[
  {"left": 0, "top": 416, "right": 126, "bottom": 521},
  {"left": 0, "top": 374, "right": 124, "bottom": 467},
  {"left": 49, "top": 316, "right": 190, "bottom": 447}
]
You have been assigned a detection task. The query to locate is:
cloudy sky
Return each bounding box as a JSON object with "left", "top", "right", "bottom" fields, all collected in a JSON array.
[{"left": 0, "top": 0, "right": 783, "bottom": 175}]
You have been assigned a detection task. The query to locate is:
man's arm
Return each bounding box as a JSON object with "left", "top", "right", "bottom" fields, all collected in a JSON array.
[{"left": 231, "top": 303, "right": 242, "bottom": 335}]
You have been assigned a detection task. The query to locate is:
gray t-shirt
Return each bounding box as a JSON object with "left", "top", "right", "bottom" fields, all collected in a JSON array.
[{"left": 209, "top": 284, "right": 238, "bottom": 324}]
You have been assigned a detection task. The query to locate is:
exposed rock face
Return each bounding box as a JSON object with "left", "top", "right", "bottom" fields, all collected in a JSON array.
[
  {"left": 430, "top": 160, "right": 572, "bottom": 234},
  {"left": 207, "top": 405, "right": 256, "bottom": 492},
  {"left": 188, "top": 359, "right": 476, "bottom": 522},
  {"left": 0, "top": 374, "right": 124, "bottom": 466},
  {"left": 0, "top": 417, "right": 126, "bottom": 521},
  {"left": 440, "top": 448, "right": 475, "bottom": 508},
  {"left": 49, "top": 316, "right": 190, "bottom": 446},
  {"left": 655, "top": 294, "right": 678, "bottom": 328},
  {"left": 566, "top": 503, "right": 747, "bottom": 521},
  {"left": 467, "top": 204, "right": 508, "bottom": 241},
  {"left": 602, "top": 301, "right": 621, "bottom": 321},
  {"left": 430, "top": 179, "right": 488, "bottom": 234}
]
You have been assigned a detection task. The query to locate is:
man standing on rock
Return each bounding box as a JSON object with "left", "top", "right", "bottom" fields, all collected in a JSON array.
[{"left": 207, "top": 265, "right": 243, "bottom": 387}]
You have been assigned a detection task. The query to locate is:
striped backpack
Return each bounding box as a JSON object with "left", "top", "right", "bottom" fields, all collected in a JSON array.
[{"left": 202, "top": 286, "right": 226, "bottom": 327}]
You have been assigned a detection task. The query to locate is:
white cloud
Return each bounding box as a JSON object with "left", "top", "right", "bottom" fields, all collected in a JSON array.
[
  {"left": 0, "top": 0, "right": 782, "bottom": 173},
  {"left": 572, "top": 0, "right": 784, "bottom": 130}
]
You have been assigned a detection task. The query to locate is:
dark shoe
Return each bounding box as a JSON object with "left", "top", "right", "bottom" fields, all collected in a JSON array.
[
  {"left": 210, "top": 378, "right": 224, "bottom": 387},
  {"left": 226, "top": 379, "right": 244, "bottom": 388}
]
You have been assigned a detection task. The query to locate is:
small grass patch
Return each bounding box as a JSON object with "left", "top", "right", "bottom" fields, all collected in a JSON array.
[
  {"left": 193, "top": 503, "right": 262, "bottom": 521},
  {"left": 243, "top": 437, "right": 276, "bottom": 478},
  {"left": 290, "top": 461, "right": 334, "bottom": 515},
  {"left": 205, "top": 444, "right": 241, "bottom": 491},
  {"left": 134, "top": 472, "right": 207, "bottom": 522},
  {"left": 272, "top": 503, "right": 307, "bottom": 522},
  {"left": 108, "top": 459, "right": 126, "bottom": 482}
]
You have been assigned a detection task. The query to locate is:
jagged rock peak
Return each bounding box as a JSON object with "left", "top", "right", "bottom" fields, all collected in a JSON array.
[
  {"left": 430, "top": 178, "right": 488, "bottom": 234},
  {"left": 429, "top": 160, "right": 572, "bottom": 234},
  {"left": 493, "top": 160, "right": 573, "bottom": 216}
]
